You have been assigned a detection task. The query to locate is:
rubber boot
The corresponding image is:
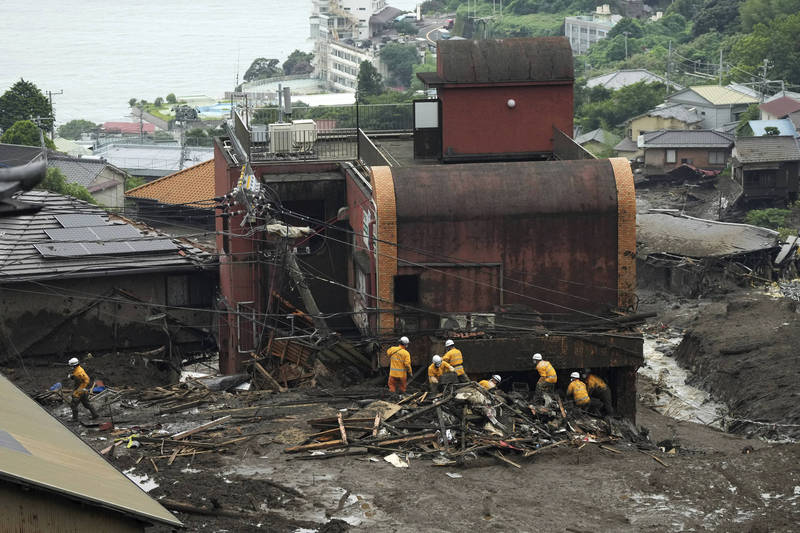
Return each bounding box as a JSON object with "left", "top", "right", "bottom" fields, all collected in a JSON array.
[
  {"left": 71, "top": 408, "right": 79, "bottom": 421},
  {"left": 89, "top": 406, "right": 99, "bottom": 419}
]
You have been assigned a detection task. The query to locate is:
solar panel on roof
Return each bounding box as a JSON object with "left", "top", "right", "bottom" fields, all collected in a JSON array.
[
  {"left": 130, "top": 239, "right": 178, "bottom": 252},
  {"left": 84, "top": 242, "right": 136, "bottom": 255},
  {"left": 54, "top": 214, "right": 106, "bottom": 227},
  {"left": 91, "top": 225, "right": 141, "bottom": 240},
  {"left": 34, "top": 242, "right": 89, "bottom": 257},
  {"left": 46, "top": 225, "right": 141, "bottom": 241}
]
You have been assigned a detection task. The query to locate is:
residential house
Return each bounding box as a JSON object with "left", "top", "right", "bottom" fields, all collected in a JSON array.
[
  {"left": 0, "top": 190, "right": 218, "bottom": 358},
  {"left": 639, "top": 129, "right": 734, "bottom": 174},
  {"left": 666, "top": 85, "right": 758, "bottom": 129},
  {"left": 574, "top": 128, "right": 620, "bottom": 156},
  {"left": 564, "top": 6, "right": 622, "bottom": 55},
  {"left": 587, "top": 69, "right": 681, "bottom": 91},
  {"left": 614, "top": 137, "right": 639, "bottom": 159},
  {"left": 126, "top": 159, "right": 215, "bottom": 229},
  {"left": 0, "top": 144, "right": 127, "bottom": 207},
  {"left": 732, "top": 136, "right": 800, "bottom": 203},
  {"left": 627, "top": 103, "right": 703, "bottom": 141},
  {"left": 759, "top": 95, "right": 800, "bottom": 128},
  {"left": 0, "top": 373, "right": 182, "bottom": 531},
  {"left": 102, "top": 121, "right": 155, "bottom": 135},
  {"left": 53, "top": 137, "right": 92, "bottom": 157},
  {"left": 90, "top": 143, "right": 213, "bottom": 179},
  {"left": 748, "top": 119, "right": 799, "bottom": 138}
]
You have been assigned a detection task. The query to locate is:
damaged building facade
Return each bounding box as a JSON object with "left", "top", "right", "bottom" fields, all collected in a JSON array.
[{"left": 213, "top": 37, "right": 644, "bottom": 418}]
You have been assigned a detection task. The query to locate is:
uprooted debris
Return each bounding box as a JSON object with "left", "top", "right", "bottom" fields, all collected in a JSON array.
[{"left": 283, "top": 383, "right": 650, "bottom": 466}]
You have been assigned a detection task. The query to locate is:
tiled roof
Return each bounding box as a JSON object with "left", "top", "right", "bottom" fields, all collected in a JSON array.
[
  {"left": 734, "top": 136, "right": 800, "bottom": 164},
  {"left": 687, "top": 85, "right": 758, "bottom": 106},
  {"left": 0, "top": 190, "right": 213, "bottom": 282},
  {"left": 102, "top": 121, "right": 155, "bottom": 134},
  {"left": 759, "top": 96, "right": 800, "bottom": 118},
  {"left": 614, "top": 137, "right": 638, "bottom": 152},
  {"left": 575, "top": 128, "right": 620, "bottom": 146},
  {"left": 748, "top": 119, "right": 799, "bottom": 138},
  {"left": 47, "top": 156, "right": 105, "bottom": 188},
  {"left": 641, "top": 129, "right": 734, "bottom": 148},
  {"left": 640, "top": 103, "right": 703, "bottom": 124},
  {"left": 126, "top": 159, "right": 215, "bottom": 208},
  {"left": 587, "top": 69, "right": 681, "bottom": 91},
  {"left": 0, "top": 143, "right": 45, "bottom": 167}
]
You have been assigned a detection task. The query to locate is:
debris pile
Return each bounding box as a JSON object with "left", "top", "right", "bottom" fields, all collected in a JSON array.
[{"left": 284, "top": 383, "right": 649, "bottom": 467}]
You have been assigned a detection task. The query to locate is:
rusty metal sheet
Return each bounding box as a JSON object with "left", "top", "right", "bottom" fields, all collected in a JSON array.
[{"left": 434, "top": 37, "right": 574, "bottom": 84}]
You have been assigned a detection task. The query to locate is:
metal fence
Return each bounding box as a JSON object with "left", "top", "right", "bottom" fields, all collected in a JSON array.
[
  {"left": 250, "top": 128, "right": 358, "bottom": 162},
  {"left": 251, "top": 103, "right": 413, "bottom": 132}
]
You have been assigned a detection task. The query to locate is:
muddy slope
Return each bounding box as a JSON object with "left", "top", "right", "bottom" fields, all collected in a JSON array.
[{"left": 673, "top": 293, "right": 800, "bottom": 439}]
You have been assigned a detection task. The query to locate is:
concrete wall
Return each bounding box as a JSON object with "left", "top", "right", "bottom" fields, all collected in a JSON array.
[
  {"left": 90, "top": 167, "right": 126, "bottom": 208},
  {"left": 0, "top": 481, "right": 144, "bottom": 533},
  {"left": 629, "top": 115, "right": 697, "bottom": 140},
  {"left": 0, "top": 272, "right": 216, "bottom": 361}
]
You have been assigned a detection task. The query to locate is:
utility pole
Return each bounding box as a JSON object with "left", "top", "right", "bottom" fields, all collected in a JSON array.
[
  {"left": 46, "top": 89, "right": 62, "bottom": 140},
  {"left": 718, "top": 49, "right": 723, "bottom": 86},
  {"left": 665, "top": 40, "right": 671, "bottom": 95},
  {"left": 623, "top": 31, "right": 629, "bottom": 60}
]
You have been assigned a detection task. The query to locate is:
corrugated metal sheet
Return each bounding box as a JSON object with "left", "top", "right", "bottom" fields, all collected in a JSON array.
[
  {"left": 0, "top": 190, "right": 212, "bottom": 283},
  {"left": 0, "top": 374, "right": 181, "bottom": 527},
  {"left": 734, "top": 136, "right": 800, "bottom": 164},
  {"left": 428, "top": 37, "right": 574, "bottom": 85},
  {"left": 689, "top": 85, "right": 758, "bottom": 106},
  {"left": 642, "top": 129, "right": 734, "bottom": 148}
]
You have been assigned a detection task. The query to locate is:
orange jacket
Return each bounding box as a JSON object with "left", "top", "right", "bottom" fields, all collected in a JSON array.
[
  {"left": 387, "top": 345, "right": 412, "bottom": 378},
  {"left": 428, "top": 361, "right": 454, "bottom": 382},
  {"left": 536, "top": 360, "right": 557, "bottom": 384},
  {"left": 586, "top": 374, "right": 608, "bottom": 393},
  {"left": 70, "top": 366, "right": 91, "bottom": 398},
  {"left": 567, "top": 379, "right": 590, "bottom": 406},
  {"left": 442, "top": 348, "right": 465, "bottom": 376}
]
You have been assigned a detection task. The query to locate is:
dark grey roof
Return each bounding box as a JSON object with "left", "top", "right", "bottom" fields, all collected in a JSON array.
[
  {"left": 614, "top": 137, "right": 638, "bottom": 152},
  {"left": 0, "top": 143, "right": 45, "bottom": 167},
  {"left": 575, "top": 128, "right": 619, "bottom": 146},
  {"left": 734, "top": 136, "right": 800, "bottom": 164},
  {"left": 47, "top": 157, "right": 105, "bottom": 188},
  {"left": 641, "top": 129, "right": 734, "bottom": 149},
  {"left": 0, "top": 190, "right": 213, "bottom": 283},
  {"left": 638, "top": 211, "right": 779, "bottom": 258},
  {"left": 370, "top": 6, "right": 403, "bottom": 25},
  {"left": 418, "top": 37, "right": 573, "bottom": 86}
]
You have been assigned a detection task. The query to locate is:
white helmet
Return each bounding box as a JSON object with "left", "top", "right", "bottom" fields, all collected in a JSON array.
[
  {"left": 532, "top": 353, "right": 543, "bottom": 361},
  {"left": 432, "top": 355, "right": 443, "bottom": 366},
  {"left": 68, "top": 358, "right": 79, "bottom": 367},
  {"left": 570, "top": 371, "right": 580, "bottom": 379},
  {"left": 444, "top": 339, "right": 454, "bottom": 347},
  {"left": 399, "top": 336, "right": 410, "bottom": 345},
  {"left": 491, "top": 374, "right": 502, "bottom": 383}
]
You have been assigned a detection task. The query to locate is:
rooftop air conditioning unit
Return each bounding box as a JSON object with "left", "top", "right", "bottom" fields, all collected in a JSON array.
[
  {"left": 252, "top": 124, "right": 268, "bottom": 143},
  {"left": 269, "top": 122, "right": 293, "bottom": 153},
  {"left": 292, "top": 119, "right": 318, "bottom": 152}
]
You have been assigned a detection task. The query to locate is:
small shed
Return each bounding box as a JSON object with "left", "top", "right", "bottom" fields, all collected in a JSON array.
[
  {"left": 0, "top": 373, "right": 182, "bottom": 532},
  {"left": 732, "top": 136, "right": 800, "bottom": 203}
]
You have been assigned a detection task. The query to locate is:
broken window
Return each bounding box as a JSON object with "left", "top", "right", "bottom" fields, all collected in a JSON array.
[
  {"left": 394, "top": 274, "right": 420, "bottom": 304},
  {"left": 666, "top": 149, "right": 677, "bottom": 163}
]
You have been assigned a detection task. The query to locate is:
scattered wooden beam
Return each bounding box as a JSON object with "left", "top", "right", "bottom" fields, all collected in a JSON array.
[
  {"left": 642, "top": 450, "right": 669, "bottom": 467},
  {"left": 254, "top": 362, "right": 287, "bottom": 393},
  {"left": 337, "top": 412, "right": 348, "bottom": 445},
  {"left": 284, "top": 439, "right": 345, "bottom": 454},
  {"left": 492, "top": 451, "right": 521, "bottom": 469},
  {"left": 599, "top": 444, "right": 622, "bottom": 454},
  {"left": 172, "top": 416, "right": 231, "bottom": 440},
  {"left": 372, "top": 413, "right": 381, "bottom": 437}
]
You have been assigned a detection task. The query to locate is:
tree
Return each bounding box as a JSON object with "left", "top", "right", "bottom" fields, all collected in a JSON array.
[
  {"left": 740, "top": 0, "right": 800, "bottom": 31},
  {"left": 576, "top": 81, "right": 667, "bottom": 131},
  {"left": 735, "top": 103, "right": 759, "bottom": 136},
  {"left": 154, "top": 96, "right": 164, "bottom": 107},
  {"left": 282, "top": 50, "right": 314, "bottom": 75},
  {"left": 667, "top": 0, "right": 706, "bottom": 19},
  {"left": 0, "top": 120, "right": 56, "bottom": 149},
  {"left": 244, "top": 57, "right": 282, "bottom": 82},
  {"left": 37, "top": 167, "right": 96, "bottom": 204},
  {"left": 380, "top": 43, "right": 420, "bottom": 88},
  {"left": 730, "top": 13, "right": 800, "bottom": 85},
  {"left": 357, "top": 61, "right": 384, "bottom": 99},
  {"left": 0, "top": 79, "right": 52, "bottom": 133},
  {"left": 166, "top": 93, "right": 177, "bottom": 104},
  {"left": 692, "top": 0, "right": 742, "bottom": 37},
  {"left": 128, "top": 98, "right": 137, "bottom": 107},
  {"left": 608, "top": 18, "right": 644, "bottom": 39},
  {"left": 393, "top": 19, "right": 419, "bottom": 35},
  {"left": 57, "top": 119, "right": 97, "bottom": 140}
]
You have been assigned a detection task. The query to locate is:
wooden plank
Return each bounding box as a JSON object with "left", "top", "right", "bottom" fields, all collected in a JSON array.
[
  {"left": 254, "top": 362, "right": 287, "bottom": 392},
  {"left": 557, "top": 397, "right": 567, "bottom": 418},
  {"left": 167, "top": 446, "right": 182, "bottom": 465},
  {"left": 284, "top": 439, "right": 345, "bottom": 454},
  {"left": 642, "top": 451, "right": 669, "bottom": 467},
  {"left": 493, "top": 451, "right": 521, "bottom": 469},
  {"left": 372, "top": 413, "right": 381, "bottom": 437},
  {"left": 172, "top": 416, "right": 231, "bottom": 440},
  {"left": 337, "top": 412, "right": 348, "bottom": 445},
  {"left": 372, "top": 432, "right": 437, "bottom": 447}
]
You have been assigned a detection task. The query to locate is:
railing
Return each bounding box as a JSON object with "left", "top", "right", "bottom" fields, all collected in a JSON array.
[{"left": 251, "top": 103, "right": 413, "bottom": 132}]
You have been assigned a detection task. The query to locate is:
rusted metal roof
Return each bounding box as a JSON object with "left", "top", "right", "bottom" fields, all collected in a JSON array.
[
  {"left": 419, "top": 37, "right": 574, "bottom": 86},
  {"left": 759, "top": 95, "right": 800, "bottom": 118},
  {"left": 0, "top": 373, "right": 182, "bottom": 527}
]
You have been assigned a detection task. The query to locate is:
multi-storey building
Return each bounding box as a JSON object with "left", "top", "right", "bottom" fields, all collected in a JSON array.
[{"left": 564, "top": 5, "right": 621, "bottom": 55}]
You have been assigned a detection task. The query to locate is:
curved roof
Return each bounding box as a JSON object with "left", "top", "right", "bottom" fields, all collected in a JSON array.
[{"left": 418, "top": 37, "right": 574, "bottom": 86}]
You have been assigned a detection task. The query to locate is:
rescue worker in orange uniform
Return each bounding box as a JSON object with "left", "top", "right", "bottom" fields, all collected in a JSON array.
[
  {"left": 427, "top": 355, "right": 455, "bottom": 393},
  {"left": 532, "top": 352, "right": 557, "bottom": 403},
  {"left": 67, "top": 357, "right": 99, "bottom": 421},
  {"left": 584, "top": 369, "right": 614, "bottom": 416},
  {"left": 442, "top": 339, "right": 468, "bottom": 382},
  {"left": 478, "top": 374, "right": 502, "bottom": 390},
  {"left": 387, "top": 336, "right": 412, "bottom": 393},
  {"left": 566, "top": 372, "right": 603, "bottom": 412}
]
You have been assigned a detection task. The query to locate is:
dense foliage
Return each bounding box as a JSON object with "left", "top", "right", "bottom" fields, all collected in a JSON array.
[
  {"left": 57, "top": 119, "right": 97, "bottom": 140},
  {"left": 0, "top": 79, "right": 52, "bottom": 133},
  {"left": 380, "top": 43, "right": 421, "bottom": 88},
  {"left": 0, "top": 120, "right": 56, "bottom": 149},
  {"left": 37, "top": 167, "right": 96, "bottom": 204},
  {"left": 357, "top": 61, "right": 384, "bottom": 99}
]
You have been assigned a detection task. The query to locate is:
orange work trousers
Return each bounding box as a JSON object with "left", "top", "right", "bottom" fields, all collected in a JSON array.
[{"left": 387, "top": 375, "right": 407, "bottom": 393}]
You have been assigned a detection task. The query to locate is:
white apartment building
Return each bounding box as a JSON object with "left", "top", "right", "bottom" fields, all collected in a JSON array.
[{"left": 564, "top": 5, "right": 622, "bottom": 55}]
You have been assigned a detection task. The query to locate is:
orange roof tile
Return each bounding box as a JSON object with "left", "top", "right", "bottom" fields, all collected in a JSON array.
[{"left": 126, "top": 159, "right": 215, "bottom": 208}]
